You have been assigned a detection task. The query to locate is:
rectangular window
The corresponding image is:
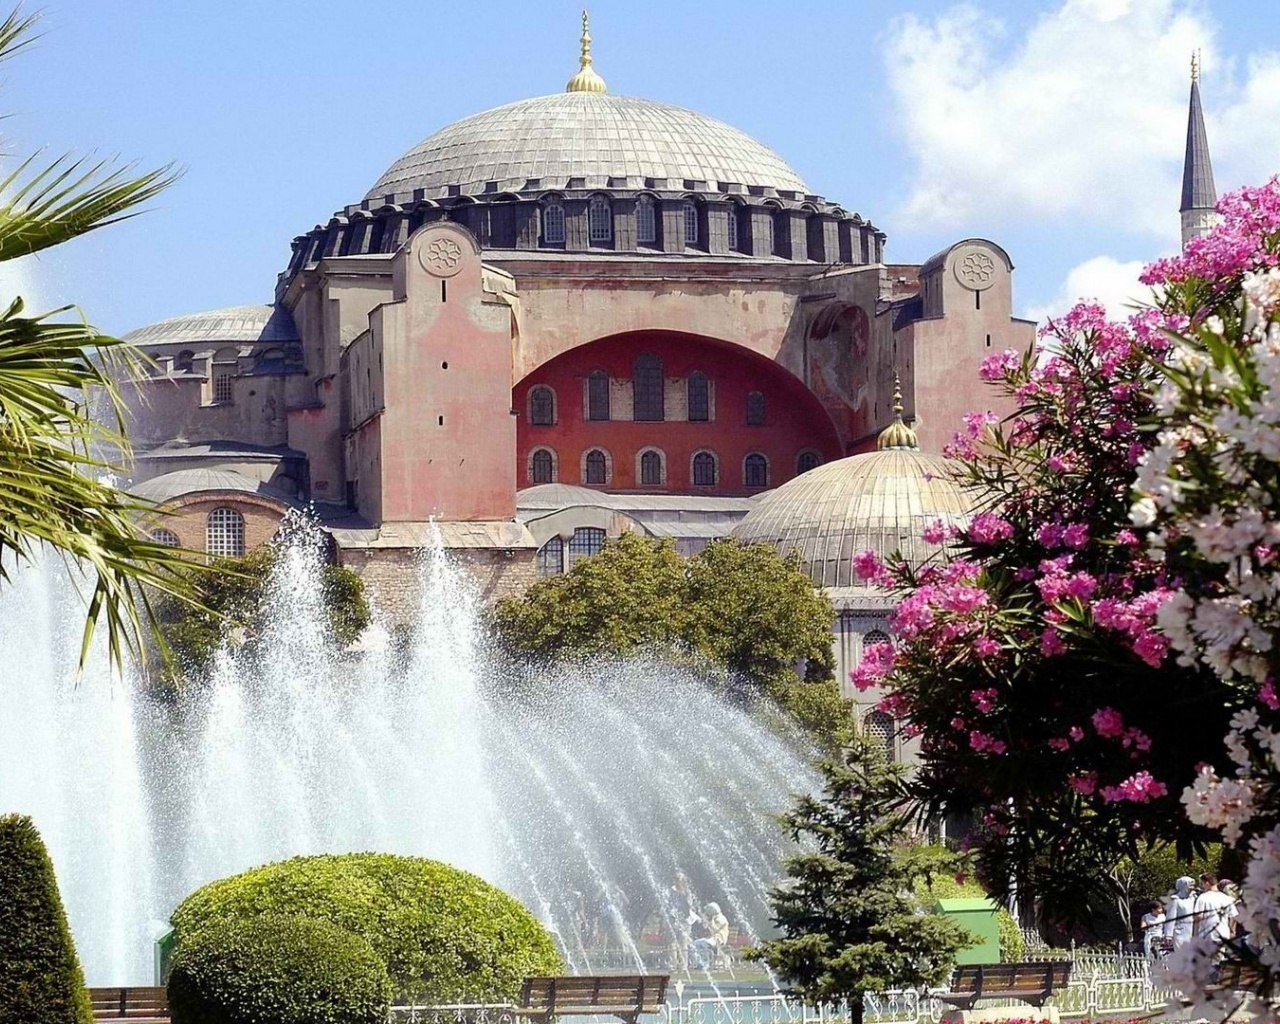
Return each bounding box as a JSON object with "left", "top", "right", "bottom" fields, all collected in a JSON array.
[
  {"left": 636, "top": 198, "right": 657, "bottom": 243},
  {"left": 687, "top": 373, "right": 710, "bottom": 422},
  {"left": 213, "top": 369, "right": 234, "bottom": 404},
  {"left": 568, "top": 527, "right": 606, "bottom": 567},
  {"left": 726, "top": 207, "right": 739, "bottom": 250},
  {"left": 587, "top": 372, "right": 611, "bottom": 421}
]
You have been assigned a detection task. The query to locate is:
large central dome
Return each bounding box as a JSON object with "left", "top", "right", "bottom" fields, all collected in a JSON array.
[{"left": 365, "top": 92, "right": 810, "bottom": 201}]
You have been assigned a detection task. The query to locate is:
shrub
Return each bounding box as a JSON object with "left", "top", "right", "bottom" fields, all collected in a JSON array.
[
  {"left": 0, "top": 814, "right": 93, "bottom": 1024},
  {"left": 908, "top": 846, "right": 1023, "bottom": 962},
  {"left": 167, "top": 914, "right": 390, "bottom": 1024},
  {"left": 171, "top": 853, "right": 562, "bottom": 1003}
]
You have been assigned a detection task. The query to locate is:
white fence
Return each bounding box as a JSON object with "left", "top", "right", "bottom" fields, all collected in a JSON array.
[{"left": 390, "top": 955, "right": 1175, "bottom": 1024}]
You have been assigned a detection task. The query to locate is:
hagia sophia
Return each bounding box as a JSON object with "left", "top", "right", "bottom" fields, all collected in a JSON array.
[{"left": 119, "top": 14, "right": 1218, "bottom": 748}]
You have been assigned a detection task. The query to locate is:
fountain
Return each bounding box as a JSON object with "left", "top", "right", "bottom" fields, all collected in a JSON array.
[{"left": 0, "top": 523, "right": 820, "bottom": 986}]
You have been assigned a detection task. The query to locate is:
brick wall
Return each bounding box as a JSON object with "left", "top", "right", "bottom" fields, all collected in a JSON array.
[{"left": 148, "top": 494, "right": 287, "bottom": 555}]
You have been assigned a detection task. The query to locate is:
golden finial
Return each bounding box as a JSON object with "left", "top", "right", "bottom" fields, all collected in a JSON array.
[
  {"left": 566, "top": 9, "right": 607, "bottom": 93},
  {"left": 877, "top": 371, "right": 918, "bottom": 451},
  {"left": 1191, "top": 49, "right": 1201, "bottom": 84}
]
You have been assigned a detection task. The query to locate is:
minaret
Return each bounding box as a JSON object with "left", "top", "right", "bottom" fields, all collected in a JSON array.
[
  {"left": 565, "top": 10, "right": 607, "bottom": 94},
  {"left": 1180, "top": 50, "right": 1218, "bottom": 248}
]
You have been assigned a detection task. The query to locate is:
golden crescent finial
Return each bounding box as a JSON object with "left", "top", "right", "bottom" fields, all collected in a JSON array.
[
  {"left": 1191, "top": 49, "right": 1201, "bottom": 84},
  {"left": 566, "top": 9, "right": 607, "bottom": 92},
  {"left": 877, "top": 370, "right": 918, "bottom": 451}
]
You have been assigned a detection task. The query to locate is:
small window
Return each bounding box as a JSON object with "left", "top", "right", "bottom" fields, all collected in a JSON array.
[
  {"left": 206, "top": 507, "right": 245, "bottom": 559},
  {"left": 726, "top": 205, "right": 739, "bottom": 251},
  {"left": 588, "top": 196, "right": 612, "bottom": 242},
  {"left": 864, "top": 629, "right": 892, "bottom": 649},
  {"left": 746, "top": 391, "right": 765, "bottom": 426},
  {"left": 542, "top": 200, "right": 565, "bottom": 244},
  {"left": 633, "top": 353, "right": 664, "bottom": 422},
  {"left": 584, "top": 448, "right": 608, "bottom": 486},
  {"left": 213, "top": 367, "right": 234, "bottom": 404},
  {"left": 687, "top": 371, "right": 710, "bottom": 422},
  {"left": 529, "top": 386, "right": 555, "bottom": 426},
  {"left": 692, "top": 451, "right": 718, "bottom": 487},
  {"left": 174, "top": 350, "right": 194, "bottom": 373},
  {"left": 744, "top": 453, "right": 768, "bottom": 489},
  {"left": 152, "top": 528, "right": 180, "bottom": 547},
  {"left": 588, "top": 370, "right": 611, "bottom": 421},
  {"left": 568, "top": 526, "right": 606, "bottom": 567},
  {"left": 640, "top": 449, "right": 663, "bottom": 486},
  {"left": 531, "top": 448, "right": 555, "bottom": 484},
  {"left": 683, "top": 201, "right": 698, "bottom": 245},
  {"left": 796, "top": 450, "right": 821, "bottom": 475},
  {"left": 864, "top": 709, "right": 896, "bottom": 762},
  {"left": 537, "top": 537, "right": 564, "bottom": 577},
  {"left": 636, "top": 196, "right": 657, "bottom": 244}
]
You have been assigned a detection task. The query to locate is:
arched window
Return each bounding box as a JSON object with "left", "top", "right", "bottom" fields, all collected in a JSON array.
[
  {"left": 687, "top": 371, "right": 710, "bottom": 422},
  {"left": 864, "top": 709, "right": 896, "bottom": 762},
  {"left": 636, "top": 195, "right": 657, "bottom": 244},
  {"left": 568, "top": 526, "right": 606, "bottom": 566},
  {"left": 587, "top": 370, "right": 611, "bottom": 421},
  {"left": 588, "top": 196, "right": 612, "bottom": 242},
  {"left": 726, "top": 205, "right": 739, "bottom": 251},
  {"left": 537, "top": 537, "right": 564, "bottom": 577},
  {"left": 864, "top": 629, "right": 892, "bottom": 649},
  {"left": 639, "top": 449, "right": 664, "bottom": 486},
  {"left": 633, "top": 353, "right": 664, "bottom": 422},
  {"left": 692, "top": 450, "right": 718, "bottom": 487},
  {"left": 529, "top": 386, "right": 555, "bottom": 426},
  {"left": 542, "top": 200, "right": 565, "bottom": 244},
  {"left": 213, "top": 366, "right": 235, "bottom": 403},
  {"left": 152, "top": 528, "right": 180, "bottom": 547},
  {"left": 174, "top": 350, "right": 195, "bottom": 373},
  {"left": 584, "top": 448, "right": 608, "bottom": 486},
  {"left": 530, "top": 448, "right": 556, "bottom": 484},
  {"left": 206, "top": 507, "right": 245, "bottom": 559},
  {"left": 744, "top": 452, "right": 768, "bottom": 489},
  {"left": 796, "top": 449, "right": 821, "bottom": 475},
  {"left": 683, "top": 201, "right": 699, "bottom": 245},
  {"left": 746, "top": 391, "right": 765, "bottom": 426}
]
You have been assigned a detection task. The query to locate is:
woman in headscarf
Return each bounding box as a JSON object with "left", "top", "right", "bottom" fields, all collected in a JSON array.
[{"left": 1163, "top": 876, "right": 1197, "bottom": 950}]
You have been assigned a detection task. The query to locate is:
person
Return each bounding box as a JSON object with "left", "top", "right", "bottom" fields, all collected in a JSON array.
[
  {"left": 1139, "top": 899, "right": 1166, "bottom": 957},
  {"left": 1193, "top": 873, "right": 1239, "bottom": 947},
  {"left": 1164, "top": 875, "right": 1197, "bottom": 950},
  {"left": 669, "top": 872, "right": 696, "bottom": 970},
  {"left": 690, "top": 901, "right": 729, "bottom": 970}
]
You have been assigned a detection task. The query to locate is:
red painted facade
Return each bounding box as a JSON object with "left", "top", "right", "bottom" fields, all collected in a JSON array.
[{"left": 513, "top": 331, "right": 843, "bottom": 495}]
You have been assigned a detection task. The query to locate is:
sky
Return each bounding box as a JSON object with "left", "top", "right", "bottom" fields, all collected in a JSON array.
[{"left": 5, "top": 0, "right": 1279, "bottom": 335}]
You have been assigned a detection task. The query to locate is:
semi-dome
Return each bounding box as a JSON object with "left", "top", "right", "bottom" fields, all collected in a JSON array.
[
  {"left": 123, "top": 305, "right": 298, "bottom": 346},
  {"left": 365, "top": 92, "right": 809, "bottom": 200},
  {"left": 731, "top": 446, "right": 973, "bottom": 589}
]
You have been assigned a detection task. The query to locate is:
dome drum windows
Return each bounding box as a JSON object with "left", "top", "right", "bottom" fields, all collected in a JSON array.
[
  {"left": 683, "top": 201, "right": 699, "bottom": 247},
  {"left": 743, "top": 452, "right": 769, "bottom": 489},
  {"left": 725, "top": 204, "right": 740, "bottom": 252},
  {"left": 691, "top": 450, "right": 719, "bottom": 488},
  {"left": 587, "top": 195, "right": 612, "bottom": 244},
  {"left": 636, "top": 195, "right": 657, "bottom": 245},
  {"left": 528, "top": 385, "right": 556, "bottom": 426},
  {"left": 206, "top": 507, "right": 245, "bottom": 559},
  {"left": 541, "top": 199, "right": 566, "bottom": 244},
  {"left": 529, "top": 447, "right": 558, "bottom": 485}
]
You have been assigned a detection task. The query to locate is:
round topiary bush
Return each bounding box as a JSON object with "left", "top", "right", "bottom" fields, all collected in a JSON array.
[
  {"left": 171, "top": 853, "right": 562, "bottom": 1003},
  {"left": 168, "top": 914, "right": 390, "bottom": 1024},
  {"left": 0, "top": 814, "right": 93, "bottom": 1024}
]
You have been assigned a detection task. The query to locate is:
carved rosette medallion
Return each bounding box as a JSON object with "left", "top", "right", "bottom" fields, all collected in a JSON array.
[
  {"left": 954, "top": 249, "right": 997, "bottom": 291},
  {"left": 419, "top": 235, "right": 464, "bottom": 277}
]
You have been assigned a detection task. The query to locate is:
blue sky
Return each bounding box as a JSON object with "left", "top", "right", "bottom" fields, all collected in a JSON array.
[{"left": 6, "top": 0, "right": 1278, "bottom": 334}]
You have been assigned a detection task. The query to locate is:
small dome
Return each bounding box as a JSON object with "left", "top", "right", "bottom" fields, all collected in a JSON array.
[
  {"left": 365, "top": 92, "right": 809, "bottom": 200},
  {"left": 730, "top": 448, "right": 973, "bottom": 589},
  {"left": 132, "top": 468, "right": 294, "bottom": 505},
  {"left": 123, "top": 305, "right": 298, "bottom": 346}
]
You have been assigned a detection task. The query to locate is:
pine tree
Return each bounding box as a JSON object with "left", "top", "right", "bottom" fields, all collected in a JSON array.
[
  {"left": 0, "top": 814, "right": 93, "bottom": 1024},
  {"left": 752, "top": 740, "right": 971, "bottom": 1024}
]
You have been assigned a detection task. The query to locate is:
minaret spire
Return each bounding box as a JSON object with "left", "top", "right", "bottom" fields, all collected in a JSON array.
[
  {"left": 565, "top": 10, "right": 607, "bottom": 94},
  {"left": 1180, "top": 49, "right": 1218, "bottom": 248}
]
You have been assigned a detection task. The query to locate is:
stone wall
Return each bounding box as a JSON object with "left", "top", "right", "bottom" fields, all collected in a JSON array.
[{"left": 148, "top": 493, "right": 288, "bottom": 554}]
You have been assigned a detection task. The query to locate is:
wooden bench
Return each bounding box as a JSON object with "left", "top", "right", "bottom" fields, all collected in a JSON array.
[
  {"left": 938, "top": 962, "right": 1072, "bottom": 1010},
  {"left": 515, "top": 975, "right": 668, "bottom": 1024},
  {"left": 89, "top": 987, "right": 170, "bottom": 1022},
  {"left": 1207, "top": 959, "right": 1266, "bottom": 994}
]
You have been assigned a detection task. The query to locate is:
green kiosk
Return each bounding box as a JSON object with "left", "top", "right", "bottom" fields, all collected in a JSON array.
[{"left": 934, "top": 897, "right": 1002, "bottom": 964}]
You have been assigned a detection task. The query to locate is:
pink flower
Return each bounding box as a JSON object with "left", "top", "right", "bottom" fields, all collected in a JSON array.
[
  {"left": 969, "top": 731, "right": 1007, "bottom": 755},
  {"left": 1048, "top": 738, "right": 1070, "bottom": 752},
  {"left": 1036, "top": 523, "right": 1064, "bottom": 549},
  {"left": 970, "top": 687, "right": 999, "bottom": 714},
  {"left": 1100, "top": 771, "right": 1168, "bottom": 804},
  {"left": 1132, "top": 630, "right": 1168, "bottom": 668},
  {"left": 851, "top": 641, "right": 895, "bottom": 692},
  {"left": 1115, "top": 529, "right": 1139, "bottom": 546},
  {"left": 1069, "top": 726, "right": 1084, "bottom": 742},
  {"left": 1092, "top": 707, "right": 1125, "bottom": 738},
  {"left": 968, "top": 512, "right": 1015, "bottom": 545},
  {"left": 922, "top": 520, "right": 948, "bottom": 544},
  {"left": 950, "top": 717, "right": 966, "bottom": 731},
  {"left": 853, "top": 550, "right": 892, "bottom": 587},
  {"left": 1069, "top": 772, "right": 1098, "bottom": 796},
  {"left": 979, "top": 349, "right": 1022, "bottom": 381},
  {"left": 973, "top": 634, "right": 1001, "bottom": 659},
  {"left": 1040, "top": 628, "right": 1067, "bottom": 657},
  {"left": 1062, "top": 523, "right": 1089, "bottom": 549},
  {"left": 1260, "top": 678, "right": 1280, "bottom": 711}
]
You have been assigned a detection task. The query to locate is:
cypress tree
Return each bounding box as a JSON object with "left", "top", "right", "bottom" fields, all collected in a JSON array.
[
  {"left": 752, "top": 740, "right": 971, "bottom": 1023},
  {"left": 0, "top": 814, "right": 93, "bottom": 1024}
]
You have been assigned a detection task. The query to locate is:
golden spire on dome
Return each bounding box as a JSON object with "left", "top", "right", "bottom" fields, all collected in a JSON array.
[
  {"left": 877, "top": 372, "right": 919, "bottom": 451},
  {"left": 1191, "top": 49, "right": 1201, "bottom": 84},
  {"left": 566, "top": 10, "right": 607, "bottom": 93}
]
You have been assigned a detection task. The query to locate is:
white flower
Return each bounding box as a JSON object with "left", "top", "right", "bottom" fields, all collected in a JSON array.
[{"left": 1130, "top": 496, "right": 1158, "bottom": 527}]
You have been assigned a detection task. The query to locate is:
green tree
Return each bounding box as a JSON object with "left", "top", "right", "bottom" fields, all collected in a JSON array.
[
  {"left": 0, "top": 9, "right": 193, "bottom": 668},
  {"left": 751, "top": 741, "right": 971, "bottom": 1020},
  {"left": 0, "top": 814, "right": 93, "bottom": 1024},
  {"left": 493, "top": 535, "right": 847, "bottom": 741}
]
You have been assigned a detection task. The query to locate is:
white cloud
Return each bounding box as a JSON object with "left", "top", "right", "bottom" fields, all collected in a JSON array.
[
  {"left": 884, "top": 0, "right": 1280, "bottom": 239},
  {"left": 1023, "top": 254, "right": 1150, "bottom": 323}
]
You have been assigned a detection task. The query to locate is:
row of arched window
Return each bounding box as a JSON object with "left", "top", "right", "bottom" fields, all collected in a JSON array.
[
  {"left": 528, "top": 446, "right": 820, "bottom": 488},
  {"left": 151, "top": 506, "right": 247, "bottom": 559},
  {"left": 536, "top": 526, "right": 606, "bottom": 577},
  {"left": 544, "top": 196, "right": 708, "bottom": 247},
  {"left": 528, "top": 361, "right": 766, "bottom": 426}
]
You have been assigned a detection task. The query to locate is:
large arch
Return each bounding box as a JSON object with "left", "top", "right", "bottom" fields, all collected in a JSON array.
[{"left": 513, "top": 330, "right": 842, "bottom": 496}]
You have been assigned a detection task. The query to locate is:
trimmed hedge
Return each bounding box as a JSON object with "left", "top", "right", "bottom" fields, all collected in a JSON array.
[
  {"left": 0, "top": 814, "right": 93, "bottom": 1024},
  {"left": 167, "top": 914, "right": 390, "bottom": 1024},
  {"left": 171, "top": 853, "right": 562, "bottom": 1003}
]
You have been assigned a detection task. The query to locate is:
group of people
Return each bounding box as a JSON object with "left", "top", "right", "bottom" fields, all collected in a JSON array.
[
  {"left": 670, "top": 871, "right": 731, "bottom": 970},
  {"left": 1139, "top": 873, "right": 1240, "bottom": 957}
]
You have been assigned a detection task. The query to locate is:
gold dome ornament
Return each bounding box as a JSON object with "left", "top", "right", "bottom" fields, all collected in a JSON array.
[
  {"left": 876, "top": 375, "right": 919, "bottom": 451},
  {"left": 565, "top": 10, "right": 607, "bottom": 94}
]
